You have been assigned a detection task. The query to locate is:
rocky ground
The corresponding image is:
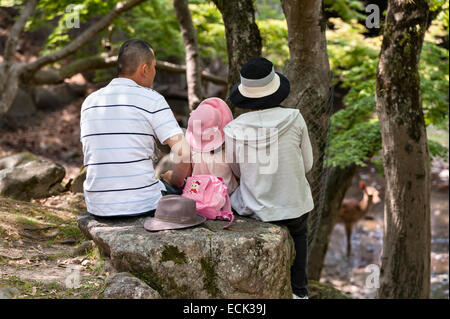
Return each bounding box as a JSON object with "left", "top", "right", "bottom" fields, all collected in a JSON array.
[
  {"left": 0, "top": 100, "right": 448, "bottom": 299},
  {"left": 0, "top": 194, "right": 113, "bottom": 299}
]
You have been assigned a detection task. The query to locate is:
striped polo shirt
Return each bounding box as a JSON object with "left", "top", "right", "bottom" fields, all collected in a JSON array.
[{"left": 80, "top": 77, "right": 182, "bottom": 217}]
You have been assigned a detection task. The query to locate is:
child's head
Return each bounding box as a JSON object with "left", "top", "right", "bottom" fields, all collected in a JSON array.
[
  {"left": 229, "top": 57, "right": 290, "bottom": 110},
  {"left": 186, "top": 97, "right": 233, "bottom": 152}
]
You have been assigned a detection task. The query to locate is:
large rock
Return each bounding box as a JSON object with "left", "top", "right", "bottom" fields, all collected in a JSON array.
[
  {"left": 308, "top": 281, "right": 351, "bottom": 299},
  {"left": 0, "top": 159, "right": 66, "bottom": 200},
  {"left": 0, "top": 152, "right": 39, "bottom": 170},
  {"left": 78, "top": 213, "right": 294, "bottom": 299},
  {"left": 0, "top": 286, "right": 20, "bottom": 299},
  {"left": 103, "top": 272, "right": 161, "bottom": 299},
  {"left": 31, "top": 83, "right": 87, "bottom": 111},
  {"left": 70, "top": 166, "right": 86, "bottom": 193},
  {"left": 1, "top": 88, "right": 37, "bottom": 129}
]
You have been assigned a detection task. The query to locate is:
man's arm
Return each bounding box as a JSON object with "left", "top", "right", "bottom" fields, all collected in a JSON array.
[{"left": 164, "top": 133, "right": 192, "bottom": 187}]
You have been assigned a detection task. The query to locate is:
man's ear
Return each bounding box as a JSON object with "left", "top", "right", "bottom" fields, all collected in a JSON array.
[
  {"left": 136, "top": 62, "right": 146, "bottom": 77},
  {"left": 141, "top": 63, "right": 148, "bottom": 74}
]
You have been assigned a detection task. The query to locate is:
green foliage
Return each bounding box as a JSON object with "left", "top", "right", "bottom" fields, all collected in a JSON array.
[
  {"left": 114, "top": 1, "right": 184, "bottom": 60},
  {"left": 190, "top": 2, "right": 227, "bottom": 62},
  {"left": 257, "top": 19, "right": 289, "bottom": 67},
  {"left": 0, "top": 0, "right": 19, "bottom": 6},
  {"left": 254, "top": 0, "right": 284, "bottom": 20},
  {"left": 328, "top": 120, "right": 381, "bottom": 168},
  {"left": 420, "top": 41, "right": 449, "bottom": 129},
  {"left": 327, "top": 18, "right": 449, "bottom": 168},
  {"left": 191, "top": 0, "right": 289, "bottom": 66},
  {"left": 430, "top": 0, "right": 449, "bottom": 32},
  {"left": 27, "top": 0, "right": 116, "bottom": 54},
  {"left": 429, "top": 139, "right": 449, "bottom": 161},
  {"left": 326, "top": 19, "right": 381, "bottom": 168},
  {"left": 323, "top": 0, "right": 365, "bottom": 22},
  {"left": 24, "top": 0, "right": 185, "bottom": 60}
]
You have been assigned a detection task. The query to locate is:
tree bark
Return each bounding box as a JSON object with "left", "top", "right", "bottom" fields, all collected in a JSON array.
[
  {"left": 281, "top": 0, "right": 332, "bottom": 274},
  {"left": 375, "top": 0, "right": 431, "bottom": 299},
  {"left": 28, "top": 56, "right": 227, "bottom": 85},
  {"left": 0, "top": 0, "right": 38, "bottom": 118},
  {"left": 173, "top": 0, "right": 203, "bottom": 110},
  {"left": 212, "top": 0, "right": 262, "bottom": 113},
  {"left": 307, "top": 164, "right": 357, "bottom": 280},
  {"left": 2, "top": 0, "right": 38, "bottom": 64}
]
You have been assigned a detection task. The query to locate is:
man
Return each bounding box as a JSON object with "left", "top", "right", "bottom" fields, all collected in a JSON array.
[{"left": 80, "top": 39, "right": 191, "bottom": 217}]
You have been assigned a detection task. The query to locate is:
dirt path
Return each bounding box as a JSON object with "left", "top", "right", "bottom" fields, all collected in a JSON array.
[{"left": 0, "top": 195, "right": 116, "bottom": 299}]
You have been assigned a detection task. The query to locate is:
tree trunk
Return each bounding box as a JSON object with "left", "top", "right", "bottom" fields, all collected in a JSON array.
[
  {"left": 0, "top": 0, "right": 38, "bottom": 118},
  {"left": 281, "top": 0, "right": 331, "bottom": 271},
  {"left": 173, "top": 0, "right": 203, "bottom": 110},
  {"left": 212, "top": 0, "right": 262, "bottom": 113},
  {"left": 375, "top": 0, "right": 431, "bottom": 299},
  {"left": 307, "top": 164, "right": 357, "bottom": 280},
  {"left": 0, "top": 65, "right": 21, "bottom": 118}
]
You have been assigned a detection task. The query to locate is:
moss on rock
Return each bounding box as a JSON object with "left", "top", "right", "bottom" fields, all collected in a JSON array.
[
  {"left": 309, "top": 280, "right": 351, "bottom": 299},
  {"left": 161, "top": 245, "right": 187, "bottom": 265},
  {"left": 200, "top": 257, "right": 220, "bottom": 297}
]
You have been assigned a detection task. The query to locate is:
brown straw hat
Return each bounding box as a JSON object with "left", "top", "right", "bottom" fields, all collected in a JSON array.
[{"left": 143, "top": 195, "right": 206, "bottom": 231}]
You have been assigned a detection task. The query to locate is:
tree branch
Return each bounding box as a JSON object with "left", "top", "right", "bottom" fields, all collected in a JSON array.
[
  {"left": 156, "top": 60, "right": 227, "bottom": 85},
  {"left": 30, "top": 55, "right": 117, "bottom": 84},
  {"left": 3, "top": 0, "right": 38, "bottom": 63},
  {"left": 29, "top": 55, "right": 228, "bottom": 85},
  {"left": 22, "top": 0, "right": 145, "bottom": 76}
]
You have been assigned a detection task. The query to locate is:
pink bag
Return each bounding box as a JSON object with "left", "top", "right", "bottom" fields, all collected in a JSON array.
[{"left": 182, "top": 175, "right": 234, "bottom": 229}]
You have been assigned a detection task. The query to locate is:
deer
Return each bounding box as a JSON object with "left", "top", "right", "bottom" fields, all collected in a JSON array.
[{"left": 335, "top": 181, "right": 381, "bottom": 258}]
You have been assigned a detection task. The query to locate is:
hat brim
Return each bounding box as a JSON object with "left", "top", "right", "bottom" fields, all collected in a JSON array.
[
  {"left": 143, "top": 214, "right": 206, "bottom": 232},
  {"left": 230, "top": 72, "right": 290, "bottom": 110}
]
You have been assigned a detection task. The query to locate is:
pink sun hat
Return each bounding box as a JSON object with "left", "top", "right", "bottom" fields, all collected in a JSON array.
[{"left": 186, "top": 97, "right": 233, "bottom": 152}]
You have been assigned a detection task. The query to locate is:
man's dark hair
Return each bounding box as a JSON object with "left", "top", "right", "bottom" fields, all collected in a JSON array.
[{"left": 117, "top": 39, "right": 154, "bottom": 76}]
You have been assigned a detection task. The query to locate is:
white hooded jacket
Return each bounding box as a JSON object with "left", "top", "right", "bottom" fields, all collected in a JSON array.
[{"left": 223, "top": 107, "right": 314, "bottom": 222}]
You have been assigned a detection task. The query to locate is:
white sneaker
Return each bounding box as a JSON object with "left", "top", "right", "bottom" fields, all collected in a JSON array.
[{"left": 293, "top": 293, "right": 309, "bottom": 299}]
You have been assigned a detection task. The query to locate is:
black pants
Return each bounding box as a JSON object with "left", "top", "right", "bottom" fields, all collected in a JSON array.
[
  {"left": 273, "top": 213, "right": 309, "bottom": 297},
  {"left": 160, "top": 179, "right": 185, "bottom": 196},
  {"left": 91, "top": 209, "right": 156, "bottom": 220}
]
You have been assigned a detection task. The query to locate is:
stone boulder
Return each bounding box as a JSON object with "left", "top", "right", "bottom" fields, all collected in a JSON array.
[
  {"left": 78, "top": 213, "right": 294, "bottom": 299},
  {"left": 0, "top": 152, "right": 39, "bottom": 170},
  {"left": 308, "top": 281, "right": 351, "bottom": 299},
  {"left": 103, "top": 272, "right": 161, "bottom": 299},
  {"left": 1, "top": 88, "right": 37, "bottom": 129},
  {"left": 0, "top": 159, "right": 66, "bottom": 201},
  {"left": 31, "top": 83, "right": 87, "bottom": 111},
  {"left": 70, "top": 166, "right": 86, "bottom": 193},
  {"left": 0, "top": 286, "right": 20, "bottom": 299}
]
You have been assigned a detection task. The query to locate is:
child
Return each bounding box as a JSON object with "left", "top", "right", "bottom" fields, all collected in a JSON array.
[
  {"left": 162, "top": 98, "right": 238, "bottom": 195},
  {"left": 223, "top": 57, "right": 314, "bottom": 299},
  {"left": 186, "top": 97, "right": 238, "bottom": 195}
]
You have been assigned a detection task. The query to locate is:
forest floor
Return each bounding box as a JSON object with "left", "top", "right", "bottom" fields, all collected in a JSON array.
[
  {"left": 0, "top": 99, "right": 448, "bottom": 299},
  {"left": 0, "top": 195, "right": 111, "bottom": 298}
]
